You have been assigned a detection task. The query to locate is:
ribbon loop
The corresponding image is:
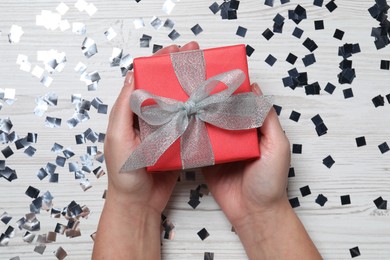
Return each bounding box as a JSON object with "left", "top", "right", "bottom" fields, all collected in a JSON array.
[{"left": 120, "top": 49, "right": 272, "bottom": 172}]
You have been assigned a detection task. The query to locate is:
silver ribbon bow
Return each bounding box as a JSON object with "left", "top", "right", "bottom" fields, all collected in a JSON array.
[{"left": 120, "top": 50, "right": 272, "bottom": 172}]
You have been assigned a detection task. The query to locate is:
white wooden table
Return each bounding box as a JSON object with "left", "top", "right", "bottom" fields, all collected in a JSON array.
[{"left": 1, "top": 0, "right": 390, "bottom": 259}]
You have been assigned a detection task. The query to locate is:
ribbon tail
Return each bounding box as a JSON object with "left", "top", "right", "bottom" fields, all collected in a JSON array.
[
  {"left": 199, "top": 94, "right": 273, "bottom": 130},
  {"left": 180, "top": 116, "right": 214, "bottom": 169},
  {"left": 120, "top": 113, "right": 188, "bottom": 172}
]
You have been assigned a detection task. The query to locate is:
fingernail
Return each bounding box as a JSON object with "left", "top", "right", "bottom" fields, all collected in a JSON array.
[
  {"left": 251, "top": 83, "right": 261, "bottom": 95},
  {"left": 125, "top": 71, "right": 134, "bottom": 85}
]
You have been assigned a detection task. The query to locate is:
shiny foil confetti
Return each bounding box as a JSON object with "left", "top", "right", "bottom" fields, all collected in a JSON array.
[
  {"left": 8, "top": 25, "right": 24, "bottom": 43},
  {"left": 81, "top": 37, "right": 98, "bottom": 58}
]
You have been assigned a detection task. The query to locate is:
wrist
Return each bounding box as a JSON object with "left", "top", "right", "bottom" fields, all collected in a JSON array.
[{"left": 233, "top": 197, "right": 292, "bottom": 242}]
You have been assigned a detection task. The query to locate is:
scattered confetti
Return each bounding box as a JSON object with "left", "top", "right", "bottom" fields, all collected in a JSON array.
[
  {"left": 322, "top": 155, "right": 335, "bottom": 168},
  {"left": 341, "top": 195, "right": 351, "bottom": 205},
  {"left": 349, "top": 246, "right": 361, "bottom": 258},
  {"left": 8, "top": 25, "right": 24, "bottom": 43},
  {"left": 289, "top": 197, "right": 300, "bottom": 208},
  {"left": 315, "top": 194, "right": 328, "bottom": 206},
  {"left": 300, "top": 185, "right": 311, "bottom": 197},
  {"left": 197, "top": 228, "right": 210, "bottom": 240}
]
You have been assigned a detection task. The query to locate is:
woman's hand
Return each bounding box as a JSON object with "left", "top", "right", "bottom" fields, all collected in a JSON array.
[{"left": 92, "top": 42, "right": 200, "bottom": 260}]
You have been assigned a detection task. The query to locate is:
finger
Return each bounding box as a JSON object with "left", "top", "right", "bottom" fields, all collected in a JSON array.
[
  {"left": 179, "top": 41, "right": 200, "bottom": 52},
  {"left": 251, "top": 83, "right": 285, "bottom": 139},
  {"left": 107, "top": 72, "right": 136, "bottom": 137},
  {"left": 154, "top": 44, "right": 180, "bottom": 56}
]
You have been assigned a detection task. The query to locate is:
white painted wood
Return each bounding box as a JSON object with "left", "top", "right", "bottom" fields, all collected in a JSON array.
[{"left": 0, "top": 0, "right": 390, "bottom": 259}]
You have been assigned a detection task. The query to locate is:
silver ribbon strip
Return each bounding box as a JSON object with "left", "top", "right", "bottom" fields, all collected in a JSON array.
[{"left": 120, "top": 49, "right": 272, "bottom": 171}]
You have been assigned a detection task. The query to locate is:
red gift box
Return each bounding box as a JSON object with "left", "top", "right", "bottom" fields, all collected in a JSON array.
[{"left": 133, "top": 44, "right": 260, "bottom": 171}]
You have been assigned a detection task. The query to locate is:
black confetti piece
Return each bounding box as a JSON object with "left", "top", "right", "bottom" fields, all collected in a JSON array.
[
  {"left": 334, "top": 29, "right": 345, "bottom": 40},
  {"left": 262, "top": 28, "right": 274, "bottom": 40},
  {"left": 302, "top": 38, "right": 318, "bottom": 52},
  {"left": 209, "top": 2, "right": 220, "bottom": 14},
  {"left": 288, "top": 167, "right": 295, "bottom": 177},
  {"left": 300, "top": 185, "right": 311, "bottom": 197},
  {"left": 236, "top": 26, "right": 247, "bottom": 37},
  {"left": 323, "top": 155, "right": 335, "bottom": 168},
  {"left": 288, "top": 5, "right": 307, "bottom": 24},
  {"left": 349, "top": 246, "right": 361, "bottom": 258},
  {"left": 373, "top": 196, "right": 387, "bottom": 209},
  {"left": 343, "top": 88, "right": 354, "bottom": 99},
  {"left": 289, "top": 110, "right": 301, "bottom": 122},
  {"left": 191, "top": 24, "right": 203, "bottom": 36},
  {"left": 265, "top": 54, "right": 277, "bottom": 66},
  {"left": 305, "top": 82, "right": 321, "bottom": 95},
  {"left": 197, "top": 228, "right": 210, "bottom": 240},
  {"left": 286, "top": 53, "right": 298, "bottom": 65},
  {"left": 289, "top": 197, "right": 300, "bottom": 208},
  {"left": 302, "top": 53, "right": 316, "bottom": 67},
  {"left": 326, "top": 0, "right": 338, "bottom": 12},
  {"left": 168, "top": 30, "right": 180, "bottom": 41},
  {"left": 315, "top": 194, "right": 328, "bottom": 206},
  {"left": 372, "top": 95, "right": 385, "bottom": 107},
  {"left": 341, "top": 195, "right": 351, "bottom": 205},
  {"left": 314, "top": 20, "right": 324, "bottom": 30},
  {"left": 386, "top": 94, "right": 390, "bottom": 103},
  {"left": 152, "top": 44, "right": 163, "bottom": 54},
  {"left": 246, "top": 44, "right": 255, "bottom": 57},
  {"left": 25, "top": 186, "right": 40, "bottom": 199},
  {"left": 324, "top": 82, "right": 336, "bottom": 94},
  {"left": 313, "top": 0, "right": 324, "bottom": 7},
  {"left": 273, "top": 104, "right": 282, "bottom": 115},
  {"left": 204, "top": 252, "right": 214, "bottom": 260},
  {"left": 264, "top": 0, "right": 274, "bottom": 7},
  {"left": 378, "top": 142, "right": 389, "bottom": 154},
  {"left": 292, "top": 144, "right": 302, "bottom": 154},
  {"left": 355, "top": 136, "right": 366, "bottom": 147},
  {"left": 292, "top": 27, "right": 304, "bottom": 39},
  {"left": 380, "top": 60, "right": 390, "bottom": 70}
]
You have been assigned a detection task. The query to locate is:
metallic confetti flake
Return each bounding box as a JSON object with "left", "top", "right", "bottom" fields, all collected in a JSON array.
[
  {"left": 47, "top": 231, "right": 57, "bottom": 242},
  {"left": 41, "top": 76, "right": 54, "bottom": 87},
  {"left": 66, "top": 229, "right": 81, "bottom": 238},
  {"left": 85, "top": 3, "right": 98, "bottom": 16},
  {"left": 75, "top": 0, "right": 88, "bottom": 11},
  {"left": 56, "top": 2, "right": 69, "bottom": 15},
  {"left": 163, "top": 18, "right": 175, "bottom": 29},
  {"left": 74, "top": 62, "right": 87, "bottom": 75},
  {"left": 22, "top": 215, "right": 40, "bottom": 232},
  {"left": 23, "top": 231, "right": 35, "bottom": 243},
  {"left": 120, "top": 54, "right": 133, "bottom": 70},
  {"left": 68, "top": 162, "right": 79, "bottom": 172},
  {"left": 45, "top": 116, "right": 61, "bottom": 128},
  {"left": 71, "top": 94, "right": 82, "bottom": 104},
  {"left": 81, "top": 37, "right": 98, "bottom": 58},
  {"left": 98, "top": 133, "right": 105, "bottom": 143},
  {"left": 56, "top": 156, "right": 66, "bottom": 167},
  {"left": 162, "top": 0, "right": 175, "bottom": 14},
  {"left": 74, "top": 170, "right": 85, "bottom": 179},
  {"left": 51, "top": 209, "right": 62, "bottom": 219},
  {"left": 75, "top": 134, "right": 86, "bottom": 144},
  {"left": 36, "top": 234, "right": 47, "bottom": 244},
  {"left": 37, "top": 168, "right": 48, "bottom": 180},
  {"left": 168, "top": 29, "right": 180, "bottom": 41},
  {"left": 24, "top": 146, "right": 37, "bottom": 157},
  {"left": 97, "top": 104, "right": 108, "bottom": 114},
  {"left": 36, "top": 10, "right": 61, "bottom": 30},
  {"left": 150, "top": 16, "right": 163, "bottom": 30},
  {"left": 0, "top": 234, "right": 10, "bottom": 246},
  {"left": 34, "top": 244, "right": 46, "bottom": 254},
  {"left": 110, "top": 47, "right": 123, "bottom": 67},
  {"left": 46, "top": 163, "right": 57, "bottom": 174},
  {"left": 8, "top": 25, "right": 24, "bottom": 43},
  {"left": 49, "top": 173, "right": 59, "bottom": 183},
  {"left": 51, "top": 143, "right": 63, "bottom": 153},
  {"left": 0, "top": 118, "right": 13, "bottom": 133},
  {"left": 80, "top": 178, "right": 92, "bottom": 191},
  {"left": 63, "top": 148, "right": 75, "bottom": 159},
  {"left": 95, "top": 151, "right": 104, "bottom": 163},
  {"left": 133, "top": 18, "right": 145, "bottom": 29},
  {"left": 31, "top": 65, "right": 45, "bottom": 78},
  {"left": 72, "top": 22, "right": 87, "bottom": 35},
  {"left": 4, "top": 88, "right": 15, "bottom": 101},
  {"left": 55, "top": 223, "right": 66, "bottom": 234},
  {"left": 93, "top": 166, "right": 105, "bottom": 178},
  {"left": 104, "top": 27, "right": 117, "bottom": 41},
  {"left": 1, "top": 212, "right": 12, "bottom": 224}
]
